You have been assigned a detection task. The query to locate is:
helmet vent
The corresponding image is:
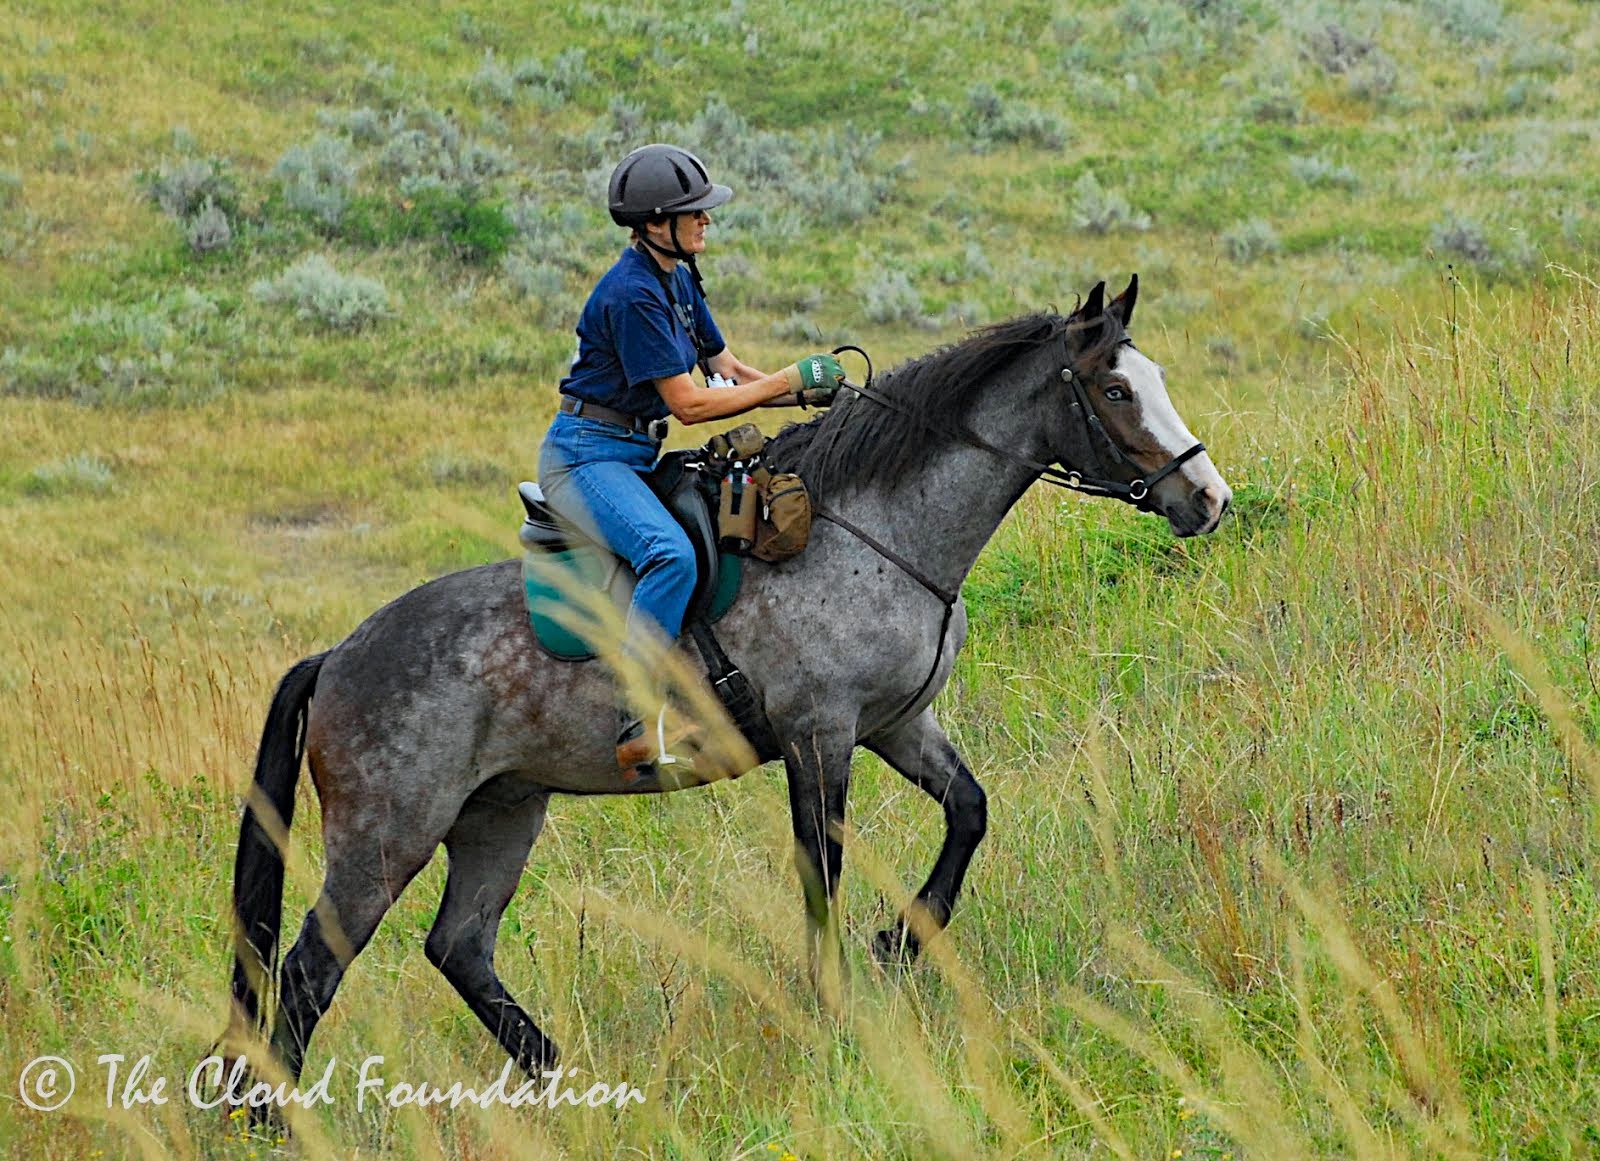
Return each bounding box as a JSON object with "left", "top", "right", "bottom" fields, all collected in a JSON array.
[{"left": 671, "top": 162, "right": 692, "bottom": 195}]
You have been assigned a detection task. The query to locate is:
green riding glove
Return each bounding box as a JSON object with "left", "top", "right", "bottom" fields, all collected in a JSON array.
[
  {"left": 782, "top": 353, "right": 846, "bottom": 393},
  {"left": 782, "top": 353, "right": 846, "bottom": 407}
]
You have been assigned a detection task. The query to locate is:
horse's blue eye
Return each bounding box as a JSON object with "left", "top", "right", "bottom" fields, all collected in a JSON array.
[{"left": 1105, "top": 387, "right": 1127, "bottom": 401}]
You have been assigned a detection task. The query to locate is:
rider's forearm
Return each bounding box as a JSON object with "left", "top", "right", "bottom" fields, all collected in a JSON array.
[{"left": 656, "top": 370, "right": 795, "bottom": 425}]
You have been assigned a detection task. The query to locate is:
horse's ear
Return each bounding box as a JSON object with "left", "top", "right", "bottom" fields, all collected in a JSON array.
[
  {"left": 1076, "top": 281, "right": 1106, "bottom": 321},
  {"left": 1108, "top": 273, "right": 1138, "bottom": 329}
]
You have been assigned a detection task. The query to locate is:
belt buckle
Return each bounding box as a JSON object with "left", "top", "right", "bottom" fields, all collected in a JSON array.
[{"left": 647, "top": 418, "right": 669, "bottom": 442}]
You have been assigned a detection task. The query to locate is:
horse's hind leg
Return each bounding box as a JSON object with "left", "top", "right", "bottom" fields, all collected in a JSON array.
[
  {"left": 865, "top": 709, "right": 988, "bottom": 964},
  {"left": 425, "top": 786, "right": 558, "bottom": 1073},
  {"left": 271, "top": 823, "right": 439, "bottom": 1083}
]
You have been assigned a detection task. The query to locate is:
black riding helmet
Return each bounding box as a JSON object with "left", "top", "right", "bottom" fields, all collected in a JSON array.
[
  {"left": 607, "top": 144, "right": 732, "bottom": 228},
  {"left": 608, "top": 144, "right": 732, "bottom": 300}
]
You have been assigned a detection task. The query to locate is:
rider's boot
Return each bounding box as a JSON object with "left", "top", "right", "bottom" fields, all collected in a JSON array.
[{"left": 616, "top": 708, "right": 655, "bottom": 784}]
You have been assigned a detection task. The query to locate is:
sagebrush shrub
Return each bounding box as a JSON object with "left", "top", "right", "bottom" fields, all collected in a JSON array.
[
  {"left": 770, "top": 313, "right": 822, "bottom": 343},
  {"left": 469, "top": 52, "right": 518, "bottom": 105},
  {"left": 1223, "top": 218, "right": 1279, "bottom": 263},
  {"left": 375, "top": 108, "right": 510, "bottom": 197},
  {"left": 5, "top": 289, "right": 233, "bottom": 405},
  {"left": 1424, "top": 0, "right": 1506, "bottom": 43},
  {"left": 25, "top": 453, "right": 115, "bottom": 497},
  {"left": 251, "top": 255, "right": 392, "bottom": 331},
  {"left": 1346, "top": 50, "right": 1398, "bottom": 101},
  {"left": 1431, "top": 213, "right": 1495, "bottom": 265},
  {"left": 1429, "top": 213, "right": 1536, "bottom": 277},
  {"left": 141, "top": 157, "right": 237, "bottom": 220},
  {"left": 1242, "top": 76, "right": 1302, "bottom": 124},
  {"left": 966, "top": 83, "right": 1068, "bottom": 152},
  {"left": 663, "top": 98, "right": 899, "bottom": 227},
  {"left": 275, "top": 134, "right": 358, "bottom": 228},
  {"left": 1289, "top": 154, "right": 1360, "bottom": 190},
  {"left": 184, "top": 199, "right": 232, "bottom": 254},
  {"left": 608, "top": 96, "right": 647, "bottom": 140},
  {"left": 860, "top": 270, "right": 935, "bottom": 328},
  {"left": 504, "top": 253, "right": 565, "bottom": 300},
  {"left": 1070, "top": 171, "right": 1151, "bottom": 234},
  {"left": 507, "top": 201, "right": 606, "bottom": 272},
  {"left": 510, "top": 48, "right": 593, "bottom": 110},
  {"left": 318, "top": 106, "right": 392, "bottom": 145},
  {"left": 1302, "top": 23, "right": 1375, "bottom": 75}
]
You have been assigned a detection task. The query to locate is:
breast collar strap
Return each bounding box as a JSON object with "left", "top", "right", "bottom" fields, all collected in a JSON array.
[
  {"left": 814, "top": 505, "right": 958, "bottom": 724},
  {"left": 813, "top": 506, "right": 958, "bottom": 608}
]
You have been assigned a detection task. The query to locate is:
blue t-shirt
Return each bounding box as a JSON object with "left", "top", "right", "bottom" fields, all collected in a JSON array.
[{"left": 558, "top": 246, "right": 726, "bottom": 420}]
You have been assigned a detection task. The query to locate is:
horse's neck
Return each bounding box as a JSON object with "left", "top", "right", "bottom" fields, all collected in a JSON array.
[{"left": 842, "top": 376, "right": 1049, "bottom": 596}]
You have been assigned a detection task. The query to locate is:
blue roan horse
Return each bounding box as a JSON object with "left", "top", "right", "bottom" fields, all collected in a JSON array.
[{"left": 225, "top": 276, "right": 1231, "bottom": 1088}]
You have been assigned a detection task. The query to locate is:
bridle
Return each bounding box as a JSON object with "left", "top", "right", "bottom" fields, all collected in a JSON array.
[
  {"left": 836, "top": 334, "right": 1206, "bottom": 516},
  {"left": 811, "top": 330, "right": 1207, "bottom": 720}
]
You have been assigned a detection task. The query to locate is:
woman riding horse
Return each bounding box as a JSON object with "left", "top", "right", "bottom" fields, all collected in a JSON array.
[
  {"left": 536, "top": 143, "right": 847, "bottom": 774},
  {"left": 226, "top": 273, "right": 1232, "bottom": 1105}
]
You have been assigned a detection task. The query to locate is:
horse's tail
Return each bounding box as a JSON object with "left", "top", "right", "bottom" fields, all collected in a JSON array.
[{"left": 228, "top": 652, "right": 327, "bottom": 1040}]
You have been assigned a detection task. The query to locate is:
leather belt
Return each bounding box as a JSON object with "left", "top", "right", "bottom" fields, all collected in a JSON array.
[{"left": 559, "top": 395, "right": 669, "bottom": 441}]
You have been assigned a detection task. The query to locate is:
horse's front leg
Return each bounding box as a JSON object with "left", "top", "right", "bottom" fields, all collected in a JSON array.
[
  {"left": 780, "top": 719, "right": 856, "bottom": 1008},
  {"left": 865, "top": 709, "right": 988, "bottom": 964}
]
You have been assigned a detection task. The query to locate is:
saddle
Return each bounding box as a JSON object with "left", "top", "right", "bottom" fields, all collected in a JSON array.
[
  {"left": 518, "top": 449, "right": 780, "bottom": 764},
  {"left": 518, "top": 451, "right": 740, "bottom": 662}
]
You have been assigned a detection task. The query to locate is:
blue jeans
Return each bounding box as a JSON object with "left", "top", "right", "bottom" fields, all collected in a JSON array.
[{"left": 537, "top": 411, "right": 696, "bottom": 646}]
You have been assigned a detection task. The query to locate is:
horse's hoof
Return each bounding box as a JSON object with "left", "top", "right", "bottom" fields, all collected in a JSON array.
[
  {"left": 871, "top": 926, "right": 919, "bottom": 968},
  {"left": 517, "top": 1033, "right": 561, "bottom": 1077}
]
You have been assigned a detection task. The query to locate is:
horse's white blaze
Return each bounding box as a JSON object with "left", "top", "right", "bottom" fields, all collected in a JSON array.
[{"left": 1115, "top": 345, "right": 1228, "bottom": 495}]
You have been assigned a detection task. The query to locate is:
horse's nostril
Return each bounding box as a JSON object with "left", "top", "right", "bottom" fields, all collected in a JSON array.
[{"left": 1191, "top": 484, "right": 1231, "bottom": 525}]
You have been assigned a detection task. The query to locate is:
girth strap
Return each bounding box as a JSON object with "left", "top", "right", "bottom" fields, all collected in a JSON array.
[{"left": 686, "top": 619, "right": 780, "bottom": 763}]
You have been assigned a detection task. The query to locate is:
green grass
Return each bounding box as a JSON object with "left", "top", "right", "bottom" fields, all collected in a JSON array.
[{"left": 5, "top": 0, "right": 1600, "bottom": 1157}]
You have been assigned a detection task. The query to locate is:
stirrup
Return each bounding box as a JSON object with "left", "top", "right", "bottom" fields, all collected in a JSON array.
[
  {"left": 616, "top": 705, "right": 703, "bottom": 777},
  {"left": 652, "top": 704, "right": 691, "bottom": 769}
]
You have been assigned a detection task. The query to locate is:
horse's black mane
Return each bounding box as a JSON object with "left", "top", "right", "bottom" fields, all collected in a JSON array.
[{"left": 766, "top": 310, "right": 1120, "bottom": 499}]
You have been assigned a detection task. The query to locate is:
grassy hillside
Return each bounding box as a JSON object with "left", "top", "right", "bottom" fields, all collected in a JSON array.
[{"left": 3, "top": 1, "right": 1600, "bottom": 1157}]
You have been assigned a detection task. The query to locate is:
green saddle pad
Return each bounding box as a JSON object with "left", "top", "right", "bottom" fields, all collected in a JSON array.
[{"left": 523, "top": 547, "right": 743, "bottom": 662}]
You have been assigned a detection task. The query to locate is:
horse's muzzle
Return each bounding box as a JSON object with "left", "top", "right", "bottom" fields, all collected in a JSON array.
[{"left": 1168, "top": 481, "right": 1232, "bottom": 538}]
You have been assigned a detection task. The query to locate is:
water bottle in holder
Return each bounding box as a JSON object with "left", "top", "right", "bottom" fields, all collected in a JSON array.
[{"left": 718, "top": 463, "right": 757, "bottom": 552}]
